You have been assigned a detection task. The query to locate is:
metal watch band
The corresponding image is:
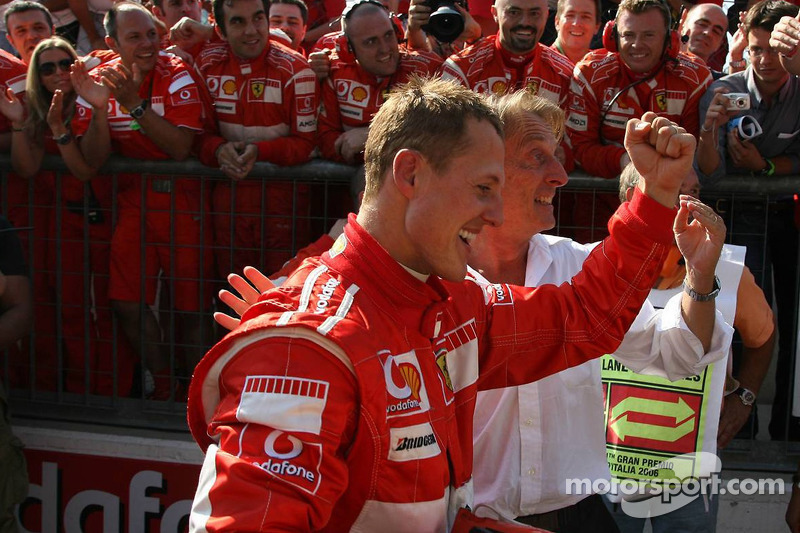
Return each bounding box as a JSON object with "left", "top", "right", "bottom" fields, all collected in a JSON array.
[{"left": 683, "top": 275, "right": 721, "bottom": 302}]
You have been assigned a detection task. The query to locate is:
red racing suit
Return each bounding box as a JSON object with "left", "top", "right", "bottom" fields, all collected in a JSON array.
[
  {"left": 566, "top": 50, "right": 712, "bottom": 178},
  {"left": 187, "top": 188, "right": 676, "bottom": 532},
  {"left": 318, "top": 48, "right": 442, "bottom": 162},
  {"left": 439, "top": 35, "right": 575, "bottom": 108},
  {"left": 194, "top": 39, "right": 319, "bottom": 275}
]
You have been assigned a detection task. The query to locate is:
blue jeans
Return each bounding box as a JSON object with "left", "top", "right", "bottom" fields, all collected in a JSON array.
[{"left": 603, "top": 492, "right": 718, "bottom": 533}]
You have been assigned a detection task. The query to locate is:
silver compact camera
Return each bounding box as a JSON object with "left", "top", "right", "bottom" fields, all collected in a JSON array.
[{"left": 723, "top": 93, "right": 750, "bottom": 111}]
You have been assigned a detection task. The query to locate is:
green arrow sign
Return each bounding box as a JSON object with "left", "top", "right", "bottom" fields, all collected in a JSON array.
[
  {"left": 610, "top": 414, "right": 694, "bottom": 442},
  {"left": 611, "top": 396, "right": 695, "bottom": 424}
]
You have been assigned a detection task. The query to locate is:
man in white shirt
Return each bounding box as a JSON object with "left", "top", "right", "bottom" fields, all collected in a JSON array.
[{"left": 469, "top": 91, "right": 733, "bottom": 532}]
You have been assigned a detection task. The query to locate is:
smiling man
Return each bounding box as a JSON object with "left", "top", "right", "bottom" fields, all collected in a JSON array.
[
  {"left": 468, "top": 91, "right": 731, "bottom": 533},
  {"left": 73, "top": 1, "right": 211, "bottom": 400},
  {"left": 552, "top": 0, "right": 600, "bottom": 64},
  {"left": 439, "top": 0, "right": 575, "bottom": 108},
  {"left": 187, "top": 75, "right": 708, "bottom": 531},
  {"left": 317, "top": 0, "right": 442, "bottom": 163},
  {"left": 566, "top": 0, "right": 712, "bottom": 178},
  {"left": 193, "top": 0, "right": 319, "bottom": 280}
]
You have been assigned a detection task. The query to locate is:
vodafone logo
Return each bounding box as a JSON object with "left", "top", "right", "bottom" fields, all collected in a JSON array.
[{"left": 264, "top": 430, "right": 302, "bottom": 459}]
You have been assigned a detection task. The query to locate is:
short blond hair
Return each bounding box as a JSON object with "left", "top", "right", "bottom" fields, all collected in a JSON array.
[
  {"left": 363, "top": 76, "right": 503, "bottom": 203},
  {"left": 491, "top": 89, "right": 565, "bottom": 146}
]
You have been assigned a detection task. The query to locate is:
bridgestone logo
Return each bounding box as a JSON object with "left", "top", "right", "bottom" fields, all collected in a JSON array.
[
  {"left": 387, "top": 399, "right": 420, "bottom": 413},
  {"left": 395, "top": 433, "right": 436, "bottom": 451}
]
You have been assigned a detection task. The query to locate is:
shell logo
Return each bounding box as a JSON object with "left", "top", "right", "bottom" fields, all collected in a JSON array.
[
  {"left": 351, "top": 86, "right": 368, "bottom": 102},
  {"left": 222, "top": 79, "right": 237, "bottom": 96},
  {"left": 398, "top": 363, "right": 421, "bottom": 400},
  {"left": 491, "top": 80, "right": 506, "bottom": 95},
  {"left": 526, "top": 80, "right": 540, "bottom": 95}
]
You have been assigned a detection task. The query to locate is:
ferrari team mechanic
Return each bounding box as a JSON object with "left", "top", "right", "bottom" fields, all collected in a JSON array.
[
  {"left": 317, "top": 0, "right": 442, "bottom": 163},
  {"left": 193, "top": 0, "right": 319, "bottom": 276},
  {"left": 439, "top": 0, "right": 574, "bottom": 105},
  {"left": 566, "top": 0, "right": 712, "bottom": 178},
  {"left": 187, "top": 77, "right": 699, "bottom": 532}
]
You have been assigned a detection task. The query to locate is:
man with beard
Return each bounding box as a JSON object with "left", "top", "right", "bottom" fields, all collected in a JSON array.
[{"left": 439, "top": 0, "right": 574, "bottom": 108}]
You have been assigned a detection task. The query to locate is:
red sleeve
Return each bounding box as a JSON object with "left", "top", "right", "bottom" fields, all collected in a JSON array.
[
  {"left": 318, "top": 75, "right": 345, "bottom": 162},
  {"left": 72, "top": 98, "right": 94, "bottom": 138},
  {"left": 189, "top": 335, "right": 357, "bottom": 531},
  {"left": 253, "top": 67, "right": 318, "bottom": 166},
  {"left": 566, "top": 67, "right": 626, "bottom": 179},
  {"left": 162, "top": 65, "right": 206, "bottom": 132},
  {"left": 270, "top": 234, "right": 335, "bottom": 282},
  {"left": 476, "top": 189, "right": 677, "bottom": 390}
]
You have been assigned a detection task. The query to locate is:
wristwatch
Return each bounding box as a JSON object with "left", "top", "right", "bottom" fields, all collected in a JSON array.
[
  {"left": 734, "top": 386, "right": 756, "bottom": 406},
  {"left": 129, "top": 99, "right": 149, "bottom": 120},
  {"left": 683, "top": 275, "right": 721, "bottom": 302},
  {"left": 54, "top": 132, "right": 73, "bottom": 145}
]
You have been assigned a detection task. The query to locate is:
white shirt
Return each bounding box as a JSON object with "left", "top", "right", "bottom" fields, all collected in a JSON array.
[{"left": 471, "top": 234, "right": 734, "bottom": 520}]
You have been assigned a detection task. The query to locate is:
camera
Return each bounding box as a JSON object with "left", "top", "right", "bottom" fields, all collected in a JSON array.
[
  {"left": 723, "top": 93, "right": 750, "bottom": 111},
  {"left": 422, "top": 0, "right": 467, "bottom": 43}
]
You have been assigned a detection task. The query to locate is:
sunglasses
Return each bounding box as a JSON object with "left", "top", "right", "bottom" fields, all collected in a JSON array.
[{"left": 38, "top": 58, "right": 73, "bottom": 76}]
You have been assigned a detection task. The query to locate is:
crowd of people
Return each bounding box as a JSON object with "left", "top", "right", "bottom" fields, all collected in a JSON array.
[{"left": 0, "top": 0, "right": 799, "bottom": 527}]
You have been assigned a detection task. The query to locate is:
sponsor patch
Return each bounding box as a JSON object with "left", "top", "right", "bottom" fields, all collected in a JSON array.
[
  {"left": 329, "top": 233, "right": 347, "bottom": 257},
  {"left": 168, "top": 70, "right": 193, "bottom": 93},
  {"left": 388, "top": 422, "right": 441, "bottom": 462},
  {"left": 568, "top": 113, "right": 588, "bottom": 131},
  {"left": 6, "top": 74, "right": 25, "bottom": 94},
  {"left": 249, "top": 429, "right": 323, "bottom": 495},
  {"left": 169, "top": 86, "right": 200, "bottom": 106},
  {"left": 570, "top": 94, "right": 586, "bottom": 113},
  {"left": 237, "top": 375, "right": 328, "bottom": 434},
  {"left": 603, "top": 88, "right": 618, "bottom": 106},
  {"left": 655, "top": 91, "right": 666, "bottom": 111},
  {"left": 381, "top": 350, "right": 430, "bottom": 418},
  {"left": 340, "top": 105, "right": 363, "bottom": 121},
  {"left": 221, "top": 76, "right": 238, "bottom": 97},
  {"left": 313, "top": 276, "right": 340, "bottom": 314},
  {"left": 294, "top": 74, "right": 316, "bottom": 95},
  {"left": 297, "top": 115, "right": 316, "bottom": 133},
  {"left": 215, "top": 101, "right": 237, "bottom": 114},
  {"left": 296, "top": 95, "right": 315, "bottom": 114},
  {"left": 489, "top": 77, "right": 507, "bottom": 95},
  {"left": 436, "top": 320, "right": 479, "bottom": 393}
]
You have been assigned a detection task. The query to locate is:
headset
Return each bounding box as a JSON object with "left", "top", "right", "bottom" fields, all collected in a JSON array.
[
  {"left": 334, "top": 0, "right": 405, "bottom": 64},
  {"left": 598, "top": 0, "right": 682, "bottom": 145},
  {"left": 601, "top": 0, "right": 681, "bottom": 60}
]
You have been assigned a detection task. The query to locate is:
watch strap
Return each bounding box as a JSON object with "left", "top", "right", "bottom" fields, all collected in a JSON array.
[
  {"left": 130, "top": 99, "right": 149, "bottom": 119},
  {"left": 734, "top": 386, "right": 756, "bottom": 406},
  {"left": 683, "top": 275, "right": 721, "bottom": 302}
]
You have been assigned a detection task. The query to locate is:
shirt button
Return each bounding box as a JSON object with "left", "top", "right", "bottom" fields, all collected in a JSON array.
[{"left": 528, "top": 468, "right": 535, "bottom": 477}]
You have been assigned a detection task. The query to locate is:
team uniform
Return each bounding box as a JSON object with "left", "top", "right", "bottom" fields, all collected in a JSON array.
[
  {"left": 439, "top": 36, "right": 576, "bottom": 172},
  {"left": 317, "top": 48, "right": 442, "bottom": 162},
  {"left": 195, "top": 39, "right": 319, "bottom": 275},
  {"left": 440, "top": 35, "right": 574, "bottom": 107},
  {"left": 567, "top": 50, "right": 712, "bottom": 179},
  {"left": 187, "top": 189, "right": 677, "bottom": 532},
  {"left": 73, "top": 52, "right": 212, "bottom": 310}
]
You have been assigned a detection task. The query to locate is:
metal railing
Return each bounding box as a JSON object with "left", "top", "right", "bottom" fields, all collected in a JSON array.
[{"left": 2, "top": 154, "right": 799, "bottom": 471}]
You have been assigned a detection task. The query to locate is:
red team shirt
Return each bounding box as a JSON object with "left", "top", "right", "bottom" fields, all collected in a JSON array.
[
  {"left": 195, "top": 38, "right": 319, "bottom": 167},
  {"left": 566, "top": 50, "right": 712, "bottom": 178},
  {"left": 440, "top": 35, "right": 575, "bottom": 107},
  {"left": 318, "top": 47, "right": 442, "bottom": 162}
]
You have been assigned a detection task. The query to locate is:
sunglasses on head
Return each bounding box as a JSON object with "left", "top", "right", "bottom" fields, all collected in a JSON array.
[{"left": 38, "top": 58, "right": 73, "bottom": 76}]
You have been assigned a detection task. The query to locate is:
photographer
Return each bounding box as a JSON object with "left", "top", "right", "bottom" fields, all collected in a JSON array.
[
  {"left": 696, "top": 0, "right": 800, "bottom": 443},
  {"left": 405, "top": 0, "right": 481, "bottom": 57}
]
